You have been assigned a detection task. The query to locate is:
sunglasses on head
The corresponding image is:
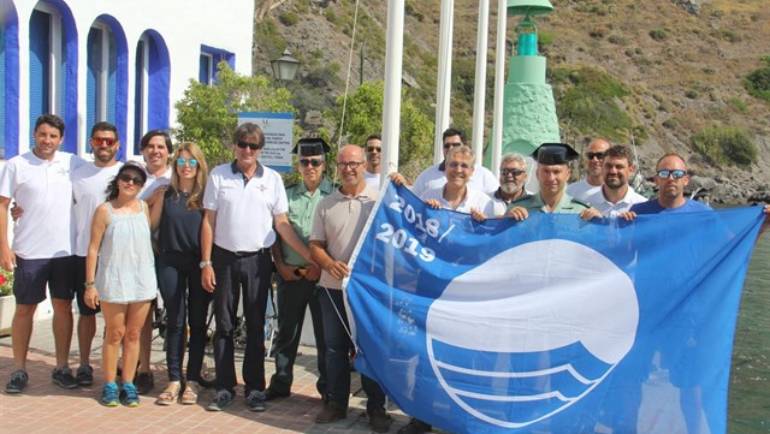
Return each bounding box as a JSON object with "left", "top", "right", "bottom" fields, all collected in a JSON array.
[
  {"left": 176, "top": 157, "right": 198, "bottom": 167},
  {"left": 656, "top": 169, "right": 687, "bottom": 179},
  {"left": 299, "top": 158, "right": 324, "bottom": 168},
  {"left": 443, "top": 141, "right": 463, "bottom": 150},
  {"left": 236, "top": 140, "right": 263, "bottom": 150},
  {"left": 366, "top": 146, "right": 382, "bottom": 153},
  {"left": 118, "top": 173, "right": 145, "bottom": 186},
  {"left": 586, "top": 152, "right": 606, "bottom": 160},
  {"left": 92, "top": 137, "right": 117, "bottom": 146},
  {"left": 501, "top": 168, "right": 525, "bottom": 177}
]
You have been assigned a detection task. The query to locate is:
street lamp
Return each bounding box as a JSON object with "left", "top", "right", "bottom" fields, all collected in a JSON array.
[{"left": 271, "top": 49, "right": 300, "bottom": 81}]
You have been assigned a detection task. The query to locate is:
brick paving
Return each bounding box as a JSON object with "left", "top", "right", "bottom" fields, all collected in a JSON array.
[{"left": 0, "top": 316, "right": 410, "bottom": 434}]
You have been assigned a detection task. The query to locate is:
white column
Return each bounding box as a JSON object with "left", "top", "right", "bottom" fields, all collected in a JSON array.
[
  {"left": 490, "top": 0, "right": 507, "bottom": 177},
  {"left": 380, "top": 0, "right": 405, "bottom": 183},
  {"left": 433, "top": 0, "right": 454, "bottom": 164},
  {"left": 471, "top": 0, "right": 490, "bottom": 164}
]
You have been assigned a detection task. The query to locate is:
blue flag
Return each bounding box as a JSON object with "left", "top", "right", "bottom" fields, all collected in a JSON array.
[{"left": 344, "top": 182, "right": 765, "bottom": 434}]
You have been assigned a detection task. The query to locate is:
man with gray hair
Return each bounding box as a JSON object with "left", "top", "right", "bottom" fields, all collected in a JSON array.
[{"left": 491, "top": 153, "right": 530, "bottom": 213}]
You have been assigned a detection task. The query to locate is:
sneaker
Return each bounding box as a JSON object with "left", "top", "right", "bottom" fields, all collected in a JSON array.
[
  {"left": 5, "top": 370, "right": 29, "bottom": 394},
  {"left": 101, "top": 382, "right": 120, "bottom": 407},
  {"left": 207, "top": 389, "right": 234, "bottom": 412},
  {"left": 245, "top": 389, "right": 267, "bottom": 412},
  {"left": 315, "top": 401, "right": 347, "bottom": 424},
  {"left": 120, "top": 382, "right": 140, "bottom": 407},
  {"left": 368, "top": 408, "right": 393, "bottom": 433},
  {"left": 264, "top": 387, "right": 290, "bottom": 401},
  {"left": 134, "top": 371, "right": 154, "bottom": 395},
  {"left": 52, "top": 367, "right": 78, "bottom": 389},
  {"left": 76, "top": 365, "right": 94, "bottom": 387},
  {"left": 397, "top": 418, "right": 432, "bottom": 434}
]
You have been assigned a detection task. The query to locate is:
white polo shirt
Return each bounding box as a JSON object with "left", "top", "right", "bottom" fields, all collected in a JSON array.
[
  {"left": 203, "top": 162, "right": 288, "bottom": 252},
  {"left": 412, "top": 162, "right": 499, "bottom": 197},
  {"left": 364, "top": 170, "right": 381, "bottom": 190},
  {"left": 140, "top": 165, "right": 172, "bottom": 200},
  {"left": 72, "top": 162, "right": 123, "bottom": 257},
  {"left": 585, "top": 186, "right": 647, "bottom": 218},
  {"left": 420, "top": 186, "right": 497, "bottom": 217},
  {"left": 0, "top": 151, "right": 86, "bottom": 259},
  {"left": 566, "top": 178, "right": 602, "bottom": 203}
]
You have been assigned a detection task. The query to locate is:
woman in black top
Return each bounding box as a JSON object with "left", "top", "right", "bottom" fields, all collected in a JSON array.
[{"left": 149, "top": 142, "right": 210, "bottom": 405}]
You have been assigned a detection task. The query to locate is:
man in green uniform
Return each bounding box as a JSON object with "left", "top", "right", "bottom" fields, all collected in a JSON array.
[
  {"left": 507, "top": 143, "right": 601, "bottom": 221},
  {"left": 265, "top": 137, "right": 332, "bottom": 401}
]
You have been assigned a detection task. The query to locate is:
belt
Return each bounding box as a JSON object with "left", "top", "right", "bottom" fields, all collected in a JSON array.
[{"left": 214, "top": 244, "right": 269, "bottom": 258}]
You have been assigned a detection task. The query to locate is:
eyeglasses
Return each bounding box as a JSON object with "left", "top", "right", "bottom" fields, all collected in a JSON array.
[
  {"left": 586, "top": 152, "right": 606, "bottom": 160},
  {"left": 501, "top": 168, "right": 525, "bottom": 177},
  {"left": 236, "top": 140, "right": 263, "bottom": 150},
  {"left": 443, "top": 141, "right": 463, "bottom": 150},
  {"left": 656, "top": 169, "right": 687, "bottom": 179},
  {"left": 176, "top": 157, "right": 198, "bottom": 168},
  {"left": 366, "top": 146, "right": 382, "bottom": 153},
  {"left": 91, "top": 137, "right": 116, "bottom": 146},
  {"left": 336, "top": 161, "right": 364, "bottom": 170},
  {"left": 447, "top": 161, "right": 471, "bottom": 170},
  {"left": 299, "top": 158, "right": 324, "bottom": 168},
  {"left": 118, "top": 173, "right": 145, "bottom": 186}
]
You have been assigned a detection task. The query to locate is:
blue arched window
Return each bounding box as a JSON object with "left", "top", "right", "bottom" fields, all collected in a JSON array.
[
  {"left": 134, "top": 30, "right": 169, "bottom": 155},
  {"left": 28, "top": 0, "right": 77, "bottom": 153},
  {"left": 0, "top": 0, "right": 19, "bottom": 159},
  {"left": 86, "top": 15, "right": 127, "bottom": 159}
]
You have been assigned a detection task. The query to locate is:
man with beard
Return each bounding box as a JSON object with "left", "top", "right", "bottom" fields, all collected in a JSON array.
[
  {"left": 566, "top": 138, "right": 610, "bottom": 202},
  {"left": 363, "top": 134, "right": 383, "bottom": 190},
  {"left": 491, "top": 153, "right": 530, "bottom": 214},
  {"left": 585, "top": 145, "right": 646, "bottom": 217}
]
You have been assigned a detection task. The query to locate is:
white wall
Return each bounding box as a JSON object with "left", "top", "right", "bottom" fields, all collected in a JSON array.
[{"left": 11, "top": 0, "right": 253, "bottom": 157}]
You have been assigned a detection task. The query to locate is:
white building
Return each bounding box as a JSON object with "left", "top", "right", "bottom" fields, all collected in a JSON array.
[{"left": 0, "top": 0, "right": 253, "bottom": 160}]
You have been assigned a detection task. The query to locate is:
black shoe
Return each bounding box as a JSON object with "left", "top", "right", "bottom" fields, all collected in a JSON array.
[
  {"left": 369, "top": 408, "right": 393, "bottom": 433},
  {"left": 76, "top": 365, "right": 94, "bottom": 387},
  {"left": 246, "top": 390, "right": 267, "bottom": 412},
  {"left": 315, "top": 401, "right": 347, "bottom": 424},
  {"left": 134, "top": 371, "right": 154, "bottom": 395},
  {"left": 207, "top": 389, "right": 234, "bottom": 412},
  {"left": 397, "top": 418, "right": 432, "bottom": 434},
  {"left": 264, "top": 387, "right": 290, "bottom": 401},
  {"left": 52, "top": 367, "right": 78, "bottom": 389},
  {"left": 5, "top": 370, "right": 29, "bottom": 394}
]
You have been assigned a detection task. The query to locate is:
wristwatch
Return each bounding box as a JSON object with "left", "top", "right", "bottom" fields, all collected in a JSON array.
[{"left": 199, "top": 260, "right": 212, "bottom": 269}]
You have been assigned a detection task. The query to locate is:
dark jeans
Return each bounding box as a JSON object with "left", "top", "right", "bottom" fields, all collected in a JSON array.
[
  {"left": 212, "top": 245, "right": 272, "bottom": 395},
  {"left": 157, "top": 252, "right": 212, "bottom": 382},
  {"left": 318, "top": 287, "right": 385, "bottom": 412},
  {"left": 268, "top": 277, "right": 327, "bottom": 397}
]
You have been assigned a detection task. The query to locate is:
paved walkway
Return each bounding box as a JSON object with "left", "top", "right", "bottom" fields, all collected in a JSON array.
[{"left": 0, "top": 316, "right": 410, "bottom": 433}]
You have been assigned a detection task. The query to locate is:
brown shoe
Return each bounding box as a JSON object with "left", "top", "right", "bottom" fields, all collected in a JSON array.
[
  {"left": 368, "top": 408, "right": 393, "bottom": 433},
  {"left": 315, "top": 401, "right": 347, "bottom": 424}
]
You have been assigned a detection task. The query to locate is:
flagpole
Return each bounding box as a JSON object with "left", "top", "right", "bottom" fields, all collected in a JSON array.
[
  {"left": 433, "top": 0, "right": 454, "bottom": 164},
  {"left": 491, "top": 0, "right": 507, "bottom": 177},
  {"left": 381, "top": 0, "right": 405, "bottom": 183},
  {"left": 471, "top": 0, "right": 490, "bottom": 164}
]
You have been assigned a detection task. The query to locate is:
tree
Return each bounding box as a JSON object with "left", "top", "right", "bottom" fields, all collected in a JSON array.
[
  {"left": 326, "top": 80, "right": 434, "bottom": 178},
  {"left": 175, "top": 63, "right": 296, "bottom": 166}
]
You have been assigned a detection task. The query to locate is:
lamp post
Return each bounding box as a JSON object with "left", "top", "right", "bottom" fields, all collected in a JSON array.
[{"left": 270, "top": 49, "right": 300, "bottom": 81}]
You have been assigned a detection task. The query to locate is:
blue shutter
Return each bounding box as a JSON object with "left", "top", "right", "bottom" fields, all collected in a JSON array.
[
  {"left": 107, "top": 31, "right": 116, "bottom": 124},
  {"left": 133, "top": 39, "right": 144, "bottom": 155},
  {"left": 199, "top": 54, "right": 210, "bottom": 84},
  {"left": 29, "top": 10, "right": 50, "bottom": 140},
  {"left": 86, "top": 27, "right": 100, "bottom": 135},
  {"left": 0, "top": 25, "right": 5, "bottom": 158}
]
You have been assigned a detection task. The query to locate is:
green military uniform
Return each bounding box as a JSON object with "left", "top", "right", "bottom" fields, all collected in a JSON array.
[
  {"left": 281, "top": 177, "right": 335, "bottom": 267},
  {"left": 509, "top": 192, "right": 589, "bottom": 214}
]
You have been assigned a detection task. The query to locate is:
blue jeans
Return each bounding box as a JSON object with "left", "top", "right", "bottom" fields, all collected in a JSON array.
[{"left": 318, "top": 287, "right": 385, "bottom": 412}]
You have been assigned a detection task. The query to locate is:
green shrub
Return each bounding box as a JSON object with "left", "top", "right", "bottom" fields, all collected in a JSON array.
[
  {"left": 745, "top": 57, "right": 770, "bottom": 103},
  {"left": 649, "top": 29, "right": 667, "bottom": 41},
  {"left": 728, "top": 97, "right": 748, "bottom": 113},
  {"left": 691, "top": 126, "right": 757, "bottom": 166},
  {"left": 278, "top": 12, "right": 298, "bottom": 26}
]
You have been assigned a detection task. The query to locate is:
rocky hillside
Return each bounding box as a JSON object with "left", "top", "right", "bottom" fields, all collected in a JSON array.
[{"left": 253, "top": 0, "right": 770, "bottom": 203}]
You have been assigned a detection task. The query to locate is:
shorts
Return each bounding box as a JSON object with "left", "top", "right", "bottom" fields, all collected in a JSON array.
[
  {"left": 13, "top": 256, "right": 75, "bottom": 305},
  {"left": 72, "top": 255, "right": 100, "bottom": 316}
]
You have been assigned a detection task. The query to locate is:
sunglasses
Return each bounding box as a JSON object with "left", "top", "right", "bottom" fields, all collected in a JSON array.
[
  {"left": 236, "top": 140, "right": 263, "bottom": 150},
  {"left": 586, "top": 152, "right": 606, "bottom": 160},
  {"left": 366, "top": 146, "right": 382, "bottom": 153},
  {"left": 447, "top": 161, "right": 471, "bottom": 170},
  {"left": 501, "top": 168, "right": 525, "bottom": 177},
  {"left": 176, "top": 157, "right": 198, "bottom": 168},
  {"left": 656, "top": 169, "right": 687, "bottom": 179},
  {"left": 92, "top": 137, "right": 117, "bottom": 146},
  {"left": 118, "top": 173, "right": 145, "bottom": 186},
  {"left": 336, "top": 161, "right": 364, "bottom": 170},
  {"left": 299, "top": 158, "right": 324, "bottom": 168},
  {"left": 443, "top": 141, "right": 463, "bottom": 150}
]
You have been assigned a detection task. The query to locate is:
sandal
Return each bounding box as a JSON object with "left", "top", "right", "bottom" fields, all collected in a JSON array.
[
  {"left": 180, "top": 381, "right": 200, "bottom": 405},
  {"left": 155, "top": 381, "right": 181, "bottom": 406}
]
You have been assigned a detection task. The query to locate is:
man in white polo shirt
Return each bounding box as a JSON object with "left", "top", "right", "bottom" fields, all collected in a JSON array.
[
  {"left": 584, "top": 145, "right": 646, "bottom": 217},
  {"left": 566, "top": 137, "right": 610, "bottom": 202},
  {"left": 363, "top": 134, "right": 382, "bottom": 190},
  {"left": 201, "top": 122, "right": 313, "bottom": 413},
  {"left": 0, "top": 114, "right": 86, "bottom": 393}
]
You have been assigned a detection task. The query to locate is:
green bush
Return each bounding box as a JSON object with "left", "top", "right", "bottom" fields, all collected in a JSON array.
[
  {"left": 691, "top": 126, "right": 757, "bottom": 166},
  {"left": 745, "top": 57, "right": 770, "bottom": 103},
  {"left": 649, "top": 29, "right": 667, "bottom": 41},
  {"left": 728, "top": 97, "right": 748, "bottom": 113},
  {"left": 278, "top": 12, "right": 298, "bottom": 26}
]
